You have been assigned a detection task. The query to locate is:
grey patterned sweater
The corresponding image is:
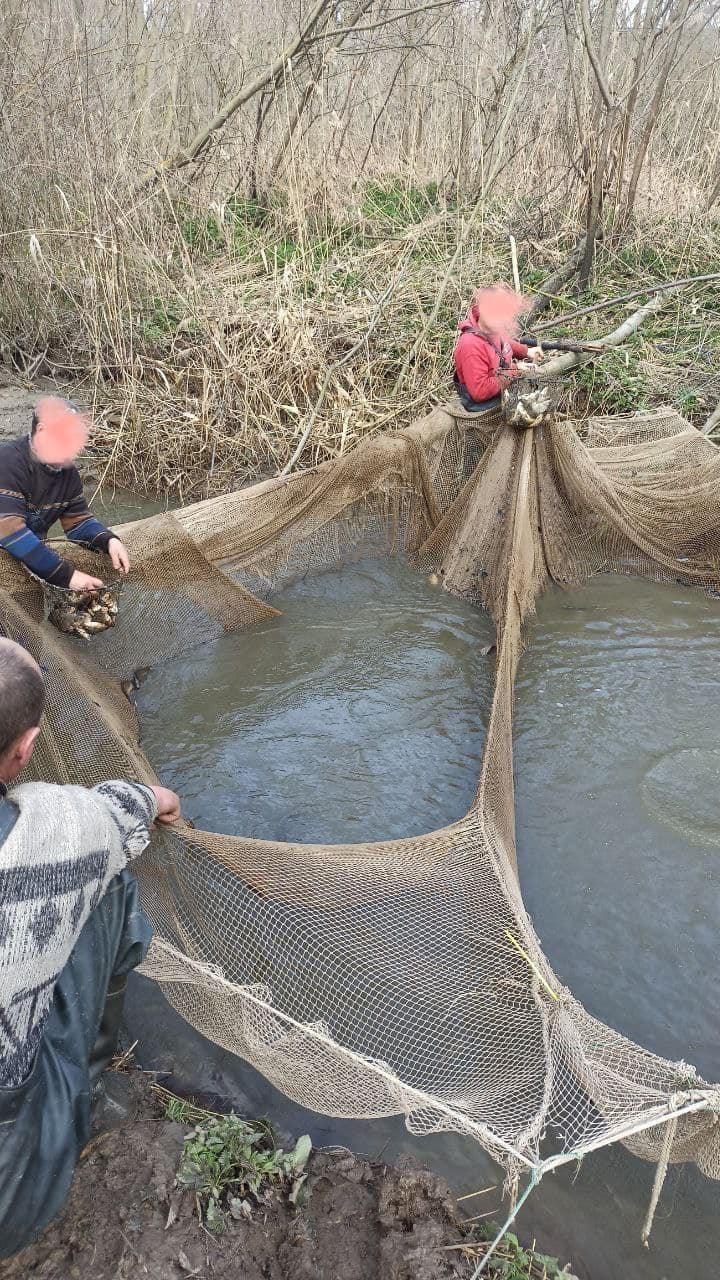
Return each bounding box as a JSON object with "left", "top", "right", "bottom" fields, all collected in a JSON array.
[{"left": 0, "top": 778, "right": 157, "bottom": 1087}]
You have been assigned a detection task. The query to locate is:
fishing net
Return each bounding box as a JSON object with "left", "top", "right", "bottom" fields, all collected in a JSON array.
[{"left": 2, "top": 403, "right": 720, "bottom": 1188}]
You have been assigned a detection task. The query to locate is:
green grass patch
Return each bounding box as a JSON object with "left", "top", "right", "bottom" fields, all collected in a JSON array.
[
  {"left": 140, "top": 295, "right": 186, "bottom": 341},
  {"left": 180, "top": 198, "right": 270, "bottom": 259},
  {"left": 226, "top": 195, "right": 270, "bottom": 228},
  {"left": 174, "top": 1108, "right": 312, "bottom": 1234},
  {"left": 473, "top": 1224, "right": 566, "bottom": 1278},
  {"left": 361, "top": 177, "right": 442, "bottom": 225},
  {"left": 181, "top": 212, "right": 224, "bottom": 254},
  {"left": 573, "top": 346, "right": 649, "bottom": 414}
]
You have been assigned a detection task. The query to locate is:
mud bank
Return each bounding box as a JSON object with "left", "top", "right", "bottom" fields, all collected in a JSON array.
[{"left": 0, "top": 1078, "right": 523, "bottom": 1280}]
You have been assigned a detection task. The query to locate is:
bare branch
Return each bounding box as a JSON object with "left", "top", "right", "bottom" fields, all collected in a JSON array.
[
  {"left": 533, "top": 292, "right": 667, "bottom": 380},
  {"left": 305, "top": 0, "right": 459, "bottom": 42},
  {"left": 526, "top": 237, "right": 587, "bottom": 319},
  {"left": 535, "top": 273, "right": 720, "bottom": 332},
  {"left": 131, "top": 0, "right": 334, "bottom": 194},
  {"left": 393, "top": 12, "right": 537, "bottom": 391},
  {"left": 578, "top": 0, "right": 615, "bottom": 110}
]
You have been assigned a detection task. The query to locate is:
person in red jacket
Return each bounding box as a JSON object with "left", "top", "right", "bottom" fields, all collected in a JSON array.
[{"left": 453, "top": 284, "right": 541, "bottom": 412}]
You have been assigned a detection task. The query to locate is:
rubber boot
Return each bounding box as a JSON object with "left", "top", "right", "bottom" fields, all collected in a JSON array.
[
  {"left": 88, "top": 974, "right": 127, "bottom": 1089},
  {"left": 88, "top": 976, "right": 139, "bottom": 1136}
]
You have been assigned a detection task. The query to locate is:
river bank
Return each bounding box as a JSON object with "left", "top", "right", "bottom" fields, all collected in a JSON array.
[
  {"left": 2, "top": 208, "right": 719, "bottom": 501},
  {"left": 0, "top": 1071, "right": 570, "bottom": 1280}
]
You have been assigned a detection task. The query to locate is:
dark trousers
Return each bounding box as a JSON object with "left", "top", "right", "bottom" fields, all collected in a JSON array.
[
  {"left": 0, "top": 871, "right": 152, "bottom": 1258},
  {"left": 453, "top": 375, "right": 501, "bottom": 414}
]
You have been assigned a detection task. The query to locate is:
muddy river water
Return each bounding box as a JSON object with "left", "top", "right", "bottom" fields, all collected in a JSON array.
[{"left": 126, "top": 553, "right": 719, "bottom": 1280}]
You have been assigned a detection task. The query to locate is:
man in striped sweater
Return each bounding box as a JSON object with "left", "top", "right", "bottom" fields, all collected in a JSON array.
[
  {"left": 0, "top": 396, "right": 130, "bottom": 590},
  {"left": 0, "top": 636, "right": 181, "bottom": 1257}
]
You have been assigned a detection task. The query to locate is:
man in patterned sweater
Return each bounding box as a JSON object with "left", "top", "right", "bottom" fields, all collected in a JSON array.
[
  {"left": 0, "top": 636, "right": 181, "bottom": 1257},
  {"left": 0, "top": 396, "right": 131, "bottom": 590}
]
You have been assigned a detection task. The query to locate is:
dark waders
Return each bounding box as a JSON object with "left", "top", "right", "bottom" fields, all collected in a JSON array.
[{"left": 0, "top": 792, "right": 151, "bottom": 1258}]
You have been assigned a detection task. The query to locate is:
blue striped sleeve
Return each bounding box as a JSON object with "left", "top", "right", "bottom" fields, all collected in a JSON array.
[
  {"left": 0, "top": 522, "right": 72, "bottom": 585},
  {"left": 92, "top": 781, "right": 158, "bottom": 860},
  {"left": 64, "top": 514, "right": 115, "bottom": 553}
]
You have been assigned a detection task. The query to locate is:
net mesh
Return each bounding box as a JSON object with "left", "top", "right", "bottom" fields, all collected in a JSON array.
[{"left": 2, "top": 402, "right": 719, "bottom": 1183}]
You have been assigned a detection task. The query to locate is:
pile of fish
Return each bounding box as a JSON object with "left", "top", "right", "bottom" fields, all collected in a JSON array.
[
  {"left": 48, "top": 585, "right": 119, "bottom": 639},
  {"left": 502, "top": 381, "right": 558, "bottom": 430}
]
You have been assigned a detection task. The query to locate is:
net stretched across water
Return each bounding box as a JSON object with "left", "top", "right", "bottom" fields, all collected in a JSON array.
[{"left": 2, "top": 402, "right": 720, "bottom": 1189}]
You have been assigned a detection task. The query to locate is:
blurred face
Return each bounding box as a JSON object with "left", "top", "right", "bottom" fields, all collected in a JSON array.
[
  {"left": 473, "top": 301, "right": 494, "bottom": 332},
  {"left": 473, "top": 286, "right": 528, "bottom": 338},
  {"left": 30, "top": 397, "right": 90, "bottom": 468},
  {"left": 32, "top": 423, "right": 84, "bottom": 469}
]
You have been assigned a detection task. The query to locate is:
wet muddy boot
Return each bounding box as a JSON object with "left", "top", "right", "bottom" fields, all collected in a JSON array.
[
  {"left": 89, "top": 976, "right": 136, "bottom": 1135},
  {"left": 89, "top": 974, "right": 127, "bottom": 1088}
]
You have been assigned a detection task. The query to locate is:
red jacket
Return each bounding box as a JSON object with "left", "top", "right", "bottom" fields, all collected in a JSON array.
[{"left": 453, "top": 310, "right": 529, "bottom": 403}]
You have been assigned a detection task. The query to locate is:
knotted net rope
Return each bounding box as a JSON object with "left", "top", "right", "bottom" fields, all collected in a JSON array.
[{"left": 2, "top": 404, "right": 719, "bottom": 1186}]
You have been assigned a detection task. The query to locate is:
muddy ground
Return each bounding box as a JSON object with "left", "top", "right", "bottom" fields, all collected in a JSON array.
[{"left": 0, "top": 1090, "right": 479, "bottom": 1280}]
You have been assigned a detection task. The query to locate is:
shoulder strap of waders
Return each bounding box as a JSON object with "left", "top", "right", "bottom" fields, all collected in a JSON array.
[
  {"left": 464, "top": 328, "right": 509, "bottom": 371},
  {"left": 0, "top": 788, "right": 19, "bottom": 847}
]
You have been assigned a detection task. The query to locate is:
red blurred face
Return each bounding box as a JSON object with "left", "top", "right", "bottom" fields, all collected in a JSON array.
[
  {"left": 32, "top": 424, "right": 85, "bottom": 468},
  {"left": 472, "top": 300, "right": 496, "bottom": 333},
  {"left": 31, "top": 397, "right": 90, "bottom": 467},
  {"left": 473, "top": 287, "right": 529, "bottom": 337}
]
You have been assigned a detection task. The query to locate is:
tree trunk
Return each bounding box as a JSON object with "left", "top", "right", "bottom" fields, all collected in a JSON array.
[{"left": 621, "top": 0, "right": 693, "bottom": 225}]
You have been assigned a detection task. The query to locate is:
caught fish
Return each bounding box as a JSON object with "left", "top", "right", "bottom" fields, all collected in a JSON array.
[
  {"left": 47, "top": 581, "right": 122, "bottom": 640},
  {"left": 120, "top": 664, "right": 151, "bottom": 700},
  {"left": 50, "top": 610, "right": 80, "bottom": 635}
]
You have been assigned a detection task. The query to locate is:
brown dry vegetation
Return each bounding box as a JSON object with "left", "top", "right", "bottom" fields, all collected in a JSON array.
[{"left": 0, "top": 0, "right": 719, "bottom": 498}]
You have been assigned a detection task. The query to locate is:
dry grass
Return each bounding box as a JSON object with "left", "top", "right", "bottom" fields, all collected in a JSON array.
[
  {"left": 1, "top": 185, "right": 510, "bottom": 496},
  {"left": 2, "top": 187, "right": 718, "bottom": 499},
  {"left": 0, "top": 1, "right": 719, "bottom": 497}
]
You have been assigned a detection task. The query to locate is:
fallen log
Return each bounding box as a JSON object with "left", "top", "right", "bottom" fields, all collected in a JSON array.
[
  {"left": 525, "top": 293, "right": 667, "bottom": 383},
  {"left": 534, "top": 273, "right": 720, "bottom": 334},
  {"left": 701, "top": 402, "right": 720, "bottom": 437},
  {"left": 524, "top": 236, "right": 587, "bottom": 321}
]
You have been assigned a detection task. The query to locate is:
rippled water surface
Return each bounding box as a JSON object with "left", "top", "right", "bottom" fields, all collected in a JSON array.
[
  {"left": 138, "top": 559, "right": 496, "bottom": 842},
  {"left": 515, "top": 575, "right": 720, "bottom": 1082},
  {"left": 132, "top": 558, "right": 720, "bottom": 1280}
]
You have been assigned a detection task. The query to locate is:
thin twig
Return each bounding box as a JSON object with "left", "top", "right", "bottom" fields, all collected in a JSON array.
[
  {"left": 701, "top": 401, "right": 720, "bottom": 436},
  {"left": 505, "top": 930, "right": 560, "bottom": 1001},
  {"left": 535, "top": 273, "right": 720, "bottom": 332},
  {"left": 457, "top": 1184, "right": 498, "bottom": 1201}
]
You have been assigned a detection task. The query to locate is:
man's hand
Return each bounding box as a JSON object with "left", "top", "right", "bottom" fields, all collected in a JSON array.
[
  {"left": 108, "top": 538, "right": 130, "bottom": 575},
  {"left": 149, "top": 785, "right": 182, "bottom": 825},
  {"left": 69, "top": 569, "right": 104, "bottom": 591},
  {"left": 526, "top": 346, "right": 544, "bottom": 363}
]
